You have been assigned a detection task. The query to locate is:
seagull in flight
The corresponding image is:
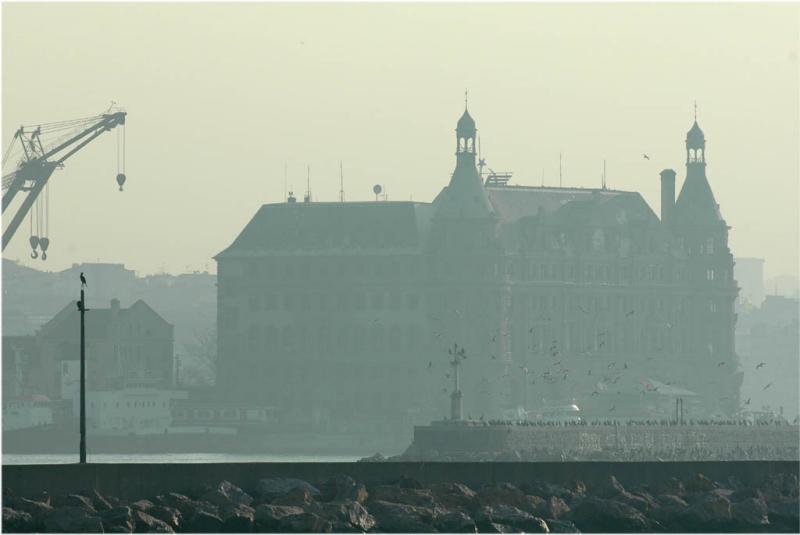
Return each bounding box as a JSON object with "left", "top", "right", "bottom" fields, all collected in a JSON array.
[
  {"left": 643, "top": 154, "right": 650, "bottom": 160},
  {"left": 762, "top": 382, "right": 773, "bottom": 391},
  {"left": 756, "top": 362, "right": 766, "bottom": 369},
  {"left": 744, "top": 398, "right": 751, "bottom": 405},
  {"left": 80, "top": 272, "right": 87, "bottom": 287}
]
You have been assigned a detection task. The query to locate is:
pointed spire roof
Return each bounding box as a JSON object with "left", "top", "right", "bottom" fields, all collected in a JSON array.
[
  {"left": 457, "top": 109, "right": 476, "bottom": 136},
  {"left": 686, "top": 120, "right": 705, "bottom": 149},
  {"left": 674, "top": 171, "right": 724, "bottom": 225}
]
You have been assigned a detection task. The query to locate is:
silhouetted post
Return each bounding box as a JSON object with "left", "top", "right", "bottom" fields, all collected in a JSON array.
[
  {"left": 79, "top": 289, "right": 87, "bottom": 464},
  {"left": 448, "top": 343, "right": 466, "bottom": 421}
]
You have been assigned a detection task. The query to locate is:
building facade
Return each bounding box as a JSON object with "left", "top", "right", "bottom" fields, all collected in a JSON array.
[
  {"left": 215, "top": 108, "right": 741, "bottom": 429},
  {"left": 34, "top": 298, "right": 175, "bottom": 399}
]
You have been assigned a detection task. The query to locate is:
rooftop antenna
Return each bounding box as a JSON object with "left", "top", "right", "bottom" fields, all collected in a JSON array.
[
  {"left": 602, "top": 159, "right": 607, "bottom": 190},
  {"left": 559, "top": 152, "right": 563, "bottom": 188},
  {"left": 339, "top": 161, "right": 345, "bottom": 202},
  {"left": 304, "top": 165, "right": 311, "bottom": 203},
  {"left": 477, "top": 136, "right": 486, "bottom": 179},
  {"left": 541, "top": 168, "right": 544, "bottom": 187}
]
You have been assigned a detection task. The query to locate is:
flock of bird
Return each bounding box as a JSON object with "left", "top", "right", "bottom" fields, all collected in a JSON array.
[{"left": 425, "top": 301, "right": 777, "bottom": 412}]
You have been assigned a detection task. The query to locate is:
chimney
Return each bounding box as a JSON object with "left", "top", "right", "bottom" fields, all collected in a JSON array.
[{"left": 660, "top": 169, "right": 676, "bottom": 225}]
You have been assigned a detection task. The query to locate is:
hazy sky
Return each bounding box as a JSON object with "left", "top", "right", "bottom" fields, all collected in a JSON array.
[{"left": 2, "top": 2, "right": 798, "bottom": 278}]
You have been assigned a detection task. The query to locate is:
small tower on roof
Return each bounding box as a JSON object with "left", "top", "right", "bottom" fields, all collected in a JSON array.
[
  {"left": 456, "top": 90, "right": 477, "bottom": 158},
  {"left": 686, "top": 102, "right": 706, "bottom": 166},
  {"left": 433, "top": 94, "right": 496, "bottom": 220}
]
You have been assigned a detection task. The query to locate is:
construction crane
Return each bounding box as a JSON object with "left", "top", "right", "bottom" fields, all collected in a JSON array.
[{"left": 1, "top": 109, "right": 127, "bottom": 257}]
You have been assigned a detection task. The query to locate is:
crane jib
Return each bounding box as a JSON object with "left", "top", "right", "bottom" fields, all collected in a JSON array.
[{"left": 0, "top": 110, "right": 128, "bottom": 253}]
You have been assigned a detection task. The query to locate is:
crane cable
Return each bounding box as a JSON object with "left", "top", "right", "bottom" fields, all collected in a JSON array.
[{"left": 117, "top": 125, "right": 121, "bottom": 174}]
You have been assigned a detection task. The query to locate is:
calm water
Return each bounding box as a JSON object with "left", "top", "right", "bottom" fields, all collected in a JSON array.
[{"left": 2, "top": 453, "right": 360, "bottom": 465}]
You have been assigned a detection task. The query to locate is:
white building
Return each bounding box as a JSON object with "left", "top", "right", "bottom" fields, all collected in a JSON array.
[
  {"left": 2, "top": 395, "right": 54, "bottom": 431},
  {"left": 82, "top": 388, "right": 188, "bottom": 435}
]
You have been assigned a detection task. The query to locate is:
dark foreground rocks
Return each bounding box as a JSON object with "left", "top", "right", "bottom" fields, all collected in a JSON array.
[{"left": 2, "top": 471, "right": 798, "bottom": 533}]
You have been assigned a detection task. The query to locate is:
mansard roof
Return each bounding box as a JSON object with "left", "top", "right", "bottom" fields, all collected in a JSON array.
[
  {"left": 215, "top": 201, "right": 435, "bottom": 258},
  {"left": 217, "top": 185, "right": 673, "bottom": 259},
  {"left": 485, "top": 185, "right": 658, "bottom": 226}
]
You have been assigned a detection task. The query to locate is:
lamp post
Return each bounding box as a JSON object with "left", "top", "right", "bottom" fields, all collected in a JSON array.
[
  {"left": 77, "top": 289, "right": 89, "bottom": 463},
  {"left": 448, "top": 343, "right": 466, "bottom": 421}
]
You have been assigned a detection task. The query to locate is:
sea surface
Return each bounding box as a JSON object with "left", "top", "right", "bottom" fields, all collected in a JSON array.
[{"left": 2, "top": 453, "right": 360, "bottom": 465}]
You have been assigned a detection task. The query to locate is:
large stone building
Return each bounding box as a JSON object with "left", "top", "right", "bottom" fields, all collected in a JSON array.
[{"left": 215, "top": 108, "right": 741, "bottom": 430}]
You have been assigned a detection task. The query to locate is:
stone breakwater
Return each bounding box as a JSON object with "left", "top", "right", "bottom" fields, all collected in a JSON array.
[{"left": 3, "top": 470, "right": 798, "bottom": 533}]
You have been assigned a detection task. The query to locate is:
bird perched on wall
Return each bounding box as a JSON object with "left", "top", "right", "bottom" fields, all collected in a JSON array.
[{"left": 80, "top": 272, "right": 87, "bottom": 287}]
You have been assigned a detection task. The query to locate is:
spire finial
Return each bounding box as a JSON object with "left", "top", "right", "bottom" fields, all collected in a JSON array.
[
  {"left": 464, "top": 88, "right": 468, "bottom": 110},
  {"left": 694, "top": 100, "right": 698, "bottom": 121}
]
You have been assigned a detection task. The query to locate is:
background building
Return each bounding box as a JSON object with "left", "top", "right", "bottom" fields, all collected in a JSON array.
[
  {"left": 735, "top": 257, "right": 765, "bottom": 307},
  {"left": 736, "top": 295, "right": 800, "bottom": 422},
  {"left": 34, "top": 299, "right": 174, "bottom": 399},
  {"left": 215, "top": 109, "right": 742, "bottom": 431}
]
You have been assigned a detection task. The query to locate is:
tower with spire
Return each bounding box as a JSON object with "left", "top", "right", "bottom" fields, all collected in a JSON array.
[
  {"left": 668, "top": 107, "right": 741, "bottom": 415},
  {"left": 426, "top": 100, "right": 509, "bottom": 420}
]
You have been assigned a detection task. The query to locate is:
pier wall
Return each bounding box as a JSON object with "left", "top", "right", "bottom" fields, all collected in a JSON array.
[
  {"left": 3, "top": 461, "right": 798, "bottom": 501},
  {"left": 411, "top": 423, "right": 800, "bottom": 454}
]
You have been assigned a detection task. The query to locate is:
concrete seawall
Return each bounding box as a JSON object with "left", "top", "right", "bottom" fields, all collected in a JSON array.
[
  {"left": 3, "top": 461, "right": 797, "bottom": 501},
  {"left": 412, "top": 423, "right": 800, "bottom": 455}
]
